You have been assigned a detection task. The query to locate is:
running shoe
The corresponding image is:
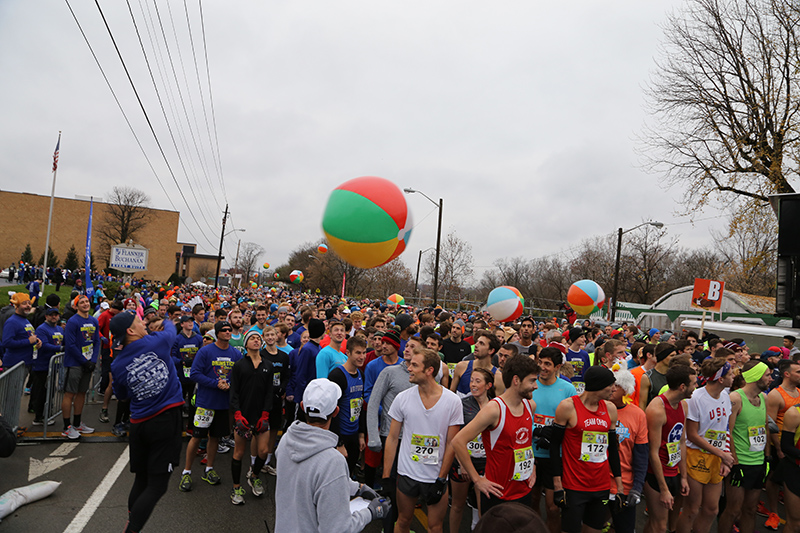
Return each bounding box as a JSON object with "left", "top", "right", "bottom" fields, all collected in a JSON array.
[
  {"left": 217, "top": 443, "right": 231, "bottom": 454},
  {"left": 757, "top": 501, "right": 770, "bottom": 517},
  {"left": 111, "top": 423, "right": 127, "bottom": 437},
  {"left": 247, "top": 471, "right": 264, "bottom": 497},
  {"left": 202, "top": 469, "right": 221, "bottom": 485},
  {"left": 62, "top": 426, "right": 81, "bottom": 440},
  {"left": 200, "top": 454, "right": 208, "bottom": 465},
  {"left": 75, "top": 422, "right": 95, "bottom": 434},
  {"left": 32, "top": 418, "right": 55, "bottom": 426},
  {"left": 99, "top": 409, "right": 110, "bottom": 423},
  {"left": 265, "top": 465, "right": 277, "bottom": 476},
  {"left": 179, "top": 473, "right": 193, "bottom": 492},
  {"left": 220, "top": 436, "right": 235, "bottom": 448},
  {"left": 231, "top": 486, "right": 245, "bottom": 505},
  {"left": 765, "top": 512, "right": 781, "bottom": 531}
]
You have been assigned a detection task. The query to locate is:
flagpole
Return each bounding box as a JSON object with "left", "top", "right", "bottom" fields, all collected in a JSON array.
[{"left": 43, "top": 131, "right": 61, "bottom": 283}]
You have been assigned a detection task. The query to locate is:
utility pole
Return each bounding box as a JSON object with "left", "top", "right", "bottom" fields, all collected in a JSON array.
[
  {"left": 234, "top": 239, "right": 241, "bottom": 288},
  {"left": 433, "top": 198, "right": 443, "bottom": 307},
  {"left": 214, "top": 204, "right": 228, "bottom": 289}
]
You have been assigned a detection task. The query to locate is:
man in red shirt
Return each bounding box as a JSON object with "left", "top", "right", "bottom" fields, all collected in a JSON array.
[{"left": 97, "top": 300, "right": 122, "bottom": 423}]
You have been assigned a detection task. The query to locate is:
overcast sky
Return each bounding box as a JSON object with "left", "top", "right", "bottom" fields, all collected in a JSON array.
[{"left": 0, "top": 0, "right": 725, "bottom": 282}]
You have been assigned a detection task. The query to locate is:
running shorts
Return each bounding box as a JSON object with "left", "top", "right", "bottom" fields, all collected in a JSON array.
[
  {"left": 783, "top": 460, "right": 800, "bottom": 497},
  {"left": 397, "top": 474, "right": 440, "bottom": 501},
  {"left": 534, "top": 456, "right": 556, "bottom": 490},
  {"left": 448, "top": 457, "right": 486, "bottom": 483},
  {"left": 192, "top": 408, "right": 229, "bottom": 438},
  {"left": 645, "top": 472, "right": 681, "bottom": 496},
  {"left": 561, "top": 489, "right": 609, "bottom": 533},
  {"left": 64, "top": 366, "right": 91, "bottom": 394},
  {"left": 686, "top": 448, "right": 723, "bottom": 485},
  {"left": 129, "top": 407, "right": 183, "bottom": 474},
  {"left": 731, "top": 463, "right": 766, "bottom": 491}
]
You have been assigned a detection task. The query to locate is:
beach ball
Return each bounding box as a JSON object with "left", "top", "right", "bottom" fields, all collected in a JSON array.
[
  {"left": 263, "top": 262, "right": 269, "bottom": 269},
  {"left": 486, "top": 286, "right": 524, "bottom": 323},
  {"left": 250, "top": 281, "right": 257, "bottom": 288},
  {"left": 318, "top": 244, "right": 328, "bottom": 254},
  {"left": 273, "top": 273, "right": 280, "bottom": 280},
  {"left": 321, "top": 176, "right": 412, "bottom": 269},
  {"left": 253, "top": 273, "right": 258, "bottom": 278},
  {"left": 567, "top": 280, "right": 605, "bottom": 315},
  {"left": 387, "top": 293, "right": 405, "bottom": 306},
  {"left": 290, "top": 270, "right": 304, "bottom": 284}
]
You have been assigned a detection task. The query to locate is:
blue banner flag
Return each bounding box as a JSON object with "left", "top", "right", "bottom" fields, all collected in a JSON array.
[{"left": 85, "top": 197, "right": 94, "bottom": 299}]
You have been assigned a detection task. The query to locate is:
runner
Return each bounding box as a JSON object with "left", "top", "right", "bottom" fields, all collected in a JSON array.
[
  {"left": 31, "top": 306, "right": 62, "bottom": 426},
  {"left": 451, "top": 331, "right": 505, "bottom": 398},
  {"left": 274, "top": 378, "right": 390, "bottom": 532},
  {"left": 608, "top": 366, "right": 648, "bottom": 533},
  {"left": 62, "top": 295, "right": 100, "bottom": 439},
  {"left": 441, "top": 323, "right": 472, "bottom": 380},
  {"left": 172, "top": 315, "right": 202, "bottom": 424},
  {"left": 631, "top": 344, "right": 655, "bottom": 408},
  {"left": 641, "top": 342, "right": 676, "bottom": 408},
  {"left": 316, "top": 320, "right": 347, "bottom": 378},
  {"left": 551, "top": 365, "right": 624, "bottom": 533},
  {"left": 763, "top": 358, "right": 800, "bottom": 529},
  {"left": 328, "top": 335, "right": 367, "bottom": 477},
  {"left": 450, "top": 354, "right": 539, "bottom": 512},
  {"left": 445, "top": 367, "right": 494, "bottom": 532},
  {"left": 260, "top": 325, "right": 291, "bottom": 476},
  {"left": 228, "top": 329, "right": 272, "bottom": 504},
  {"left": 780, "top": 398, "right": 800, "bottom": 533},
  {"left": 563, "top": 328, "right": 590, "bottom": 394},
  {"left": 180, "top": 320, "right": 241, "bottom": 491},
  {"left": 227, "top": 309, "right": 245, "bottom": 355},
  {"left": 676, "top": 357, "right": 734, "bottom": 533},
  {"left": 530, "top": 347, "right": 576, "bottom": 533},
  {"left": 510, "top": 316, "right": 539, "bottom": 356},
  {"left": 382, "top": 347, "right": 463, "bottom": 533},
  {"left": 292, "top": 318, "right": 325, "bottom": 414},
  {"left": 110, "top": 311, "right": 184, "bottom": 533},
  {"left": 718, "top": 360, "right": 771, "bottom": 533},
  {"left": 643, "top": 365, "right": 695, "bottom": 533}
]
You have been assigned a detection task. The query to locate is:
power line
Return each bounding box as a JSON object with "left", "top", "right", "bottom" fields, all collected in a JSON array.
[
  {"left": 63, "top": 0, "right": 209, "bottom": 250},
  {"left": 88, "top": 0, "right": 217, "bottom": 249}
]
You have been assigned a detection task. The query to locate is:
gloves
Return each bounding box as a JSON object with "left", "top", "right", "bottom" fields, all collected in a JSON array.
[
  {"left": 255, "top": 411, "right": 270, "bottom": 433},
  {"left": 367, "top": 439, "right": 383, "bottom": 453},
  {"left": 368, "top": 497, "right": 391, "bottom": 521},
  {"left": 82, "top": 362, "right": 96, "bottom": 373},
  {"left": 730, "top": 464, "right": 745, "bottom": 487},
  {"left": 622, "top": 489, "right": 641, "bottom": 508},
  {"left": 182, "top": 354, "right": 194, "bottom": 367},
  {"left": 554, "top": 489, "right": 567, "bottom": 509},
  {"left": 533, "top": 426, "right": 553, "bottom": 450},
  {"left": 356, "top": 484, "right": 380, "bottom": 500},
  {"left": 426, "top": 477, "right": 448, "bottom": 505},
  {"left": 379, "top": 477, "right": 396, "bottom": 499},
  {"left": 234, "top": 411, "right": 250, "bottom": 434}
]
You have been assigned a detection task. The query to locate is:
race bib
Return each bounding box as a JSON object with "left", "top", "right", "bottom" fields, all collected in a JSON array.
[
  {"left": 580, "top": 431, "right": 608, "bottom": 463},
  {"left": 81, "top": 344, "right": 93, "bottom": 361},
  {"left": 573, "top": 381, "right": 585, "bottom": 394},
  {"left": 748, "top": 426, "right": 767, "bottom": 452},
  {"left": 273, "top": 372, "right": 281, "bottom": 387},
  {"left": 447, "top": 363, "right": 457, "bottom": 379},
  {"left": 194, "top": 407, "right": 214, "bottom": 428},
  {"left": 183, "top": 367, "right": 191, "bottom": 378},
  {"left": 512, "top": 446, "right": 533, "bottom": 480},
  {"left": 467, "top": 435, "right": 485, "bottom": 458},
  {"left": 349, "top": 398, "right": 363, "bottom": 422},
  {"left": 533, "top": 413, "right": 554, "bottom": 429},
  {"left": 666, "top": 441, "right": 681, "bottom": 467},
  {"left": 410, "top": 434, "right": 440, "bottom": 464},
  {"left": 704, "top": 429, "right": 726, "bottom": 450}
]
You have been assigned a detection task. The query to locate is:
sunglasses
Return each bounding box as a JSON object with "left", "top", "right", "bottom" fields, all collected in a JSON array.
[{"left": 219, "top": 327, "right": 232, "bottom": 333}]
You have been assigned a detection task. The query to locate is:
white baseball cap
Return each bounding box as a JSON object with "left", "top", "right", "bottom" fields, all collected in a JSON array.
[{"left": 303, "top": 379, "right": 342, "bottom": 418}]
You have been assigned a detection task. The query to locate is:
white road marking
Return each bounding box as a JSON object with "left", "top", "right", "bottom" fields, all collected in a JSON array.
[
  {"left": 63, "top": 445, "right": 129, "bottom": 533},
  {"left": 28, "top": 457, "right": 79, "bottom": 481},
  {"left": 51, "top": 443, "right": 80, "bottom": 457}
]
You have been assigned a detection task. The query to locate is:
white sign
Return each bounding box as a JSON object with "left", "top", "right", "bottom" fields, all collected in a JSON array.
[{"left": 109, "top": 244, "right": 149, "bottom": 272}]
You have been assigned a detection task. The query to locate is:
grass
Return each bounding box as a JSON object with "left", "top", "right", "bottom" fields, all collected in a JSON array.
[{"left": 0, "top": 284, "right": 74, "bottom": 310}]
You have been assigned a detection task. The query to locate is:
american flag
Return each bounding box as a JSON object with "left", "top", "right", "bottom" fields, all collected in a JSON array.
[{"left": 52, "top": 137, "right": 60, "bottom": 172}]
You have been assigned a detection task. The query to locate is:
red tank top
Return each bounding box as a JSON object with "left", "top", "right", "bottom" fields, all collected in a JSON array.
[
  {"left": 482, "top": 397, "right": 534, "bottom": 500},
  {"left": 648, "top": 394, "right": 684, "bottom": 477},
  {"left": 562, "top": 395, "right": 612, "bottom": 492}
]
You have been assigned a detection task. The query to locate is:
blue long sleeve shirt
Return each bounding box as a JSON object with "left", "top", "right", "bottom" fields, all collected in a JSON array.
[
  {"left": 1, "top": 313, "right": 36, "bottom": 368},
  {"left": 190, "top": 342, "right": 241, "bottom": 410},
  {"left": 111, "top": 320, "right": 184, "bottom": 422},
  {"left": 171, "top": 331, "right": 203, "bottom": 382},
  {"left": 33, "top": 322, "right": 64, "bottom": 372},
  {"left": 292, "top": 340, "right": 320, "bottom": 402},
  {"left": 64, "top": 313, "right": 100, "bottom": 367}
]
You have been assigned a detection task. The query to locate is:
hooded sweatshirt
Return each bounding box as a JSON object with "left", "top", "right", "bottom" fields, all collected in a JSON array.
[{"left": 275, "top": 421, "right": 371, "bottom": 533}]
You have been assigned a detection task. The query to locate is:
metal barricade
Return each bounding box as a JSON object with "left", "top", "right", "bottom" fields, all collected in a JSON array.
[
  {"left": 0, "top": 362, "right": 27, "bottom": 432},
  {"left": 42, "top": 353, "right": 65, "bottom": 438}
]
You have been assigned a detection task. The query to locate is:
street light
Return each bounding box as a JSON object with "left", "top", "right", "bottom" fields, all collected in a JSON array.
[
  {"left": 414, "top": 248, "right": 436, "bottom": 298},
  {"left": 610, "top": 221, "right": 664, "bottom": 321},
  {"left": 213, "top": 204, "right": 245, "bottom": 290},
  {"left": 404, "top": 188, "right": 443, "bottom": 307}
]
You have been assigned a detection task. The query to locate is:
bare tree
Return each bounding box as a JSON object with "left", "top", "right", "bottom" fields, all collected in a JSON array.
[
  {"left": 98, "top": 187, "right": 151, "bottom": 263},
  {"left": 424, "top": 229, "right": 474, "bottom": 301},
  {"left": 623, "top": 224, "right": 678, "bottom": 304},
  {"left": 237, "top": 242, "right": 265, "bottom": 284},
  {"left": 643, "top": 0, "right": 800, "bottom": 210}
]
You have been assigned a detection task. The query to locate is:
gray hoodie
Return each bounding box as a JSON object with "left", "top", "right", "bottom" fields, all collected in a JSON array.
[
  {"left": 275, "top": 420, "right": 372, "bottom": 533},
  {"left": 366, "top": 361, "right": 413, "bottom": 449}
]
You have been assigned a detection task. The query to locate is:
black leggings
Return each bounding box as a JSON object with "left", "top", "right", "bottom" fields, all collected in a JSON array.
[{"left": 127, "top": 471, "right": 171, "bottom": 532}]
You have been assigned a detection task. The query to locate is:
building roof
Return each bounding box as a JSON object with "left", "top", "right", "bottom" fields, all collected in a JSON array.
[{"left": 650, "top": 285, "right": 775, "bottom": 314}]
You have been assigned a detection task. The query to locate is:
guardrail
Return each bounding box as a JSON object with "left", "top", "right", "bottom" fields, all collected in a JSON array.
[
  {"left": 42, "top": 354, "right": 65, "bottom": 438},
  {"left": 0, "top": 362, "right": 26, "bottom": 432}
]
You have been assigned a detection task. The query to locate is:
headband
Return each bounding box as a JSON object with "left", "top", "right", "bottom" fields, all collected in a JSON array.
[
  {"left": 742, "top": 362, "right": 769, "bottom": 384},
  {"left": 712, "top": 362, "right": 731, "bottom": 382}
]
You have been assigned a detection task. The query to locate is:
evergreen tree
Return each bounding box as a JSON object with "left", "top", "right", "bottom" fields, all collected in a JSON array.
[
  {"left": 21, "top": 243, "right": 33, "bottom": 264},
  {"left": 37, "top": 246, "right": 59, "bottom": 268},
  {"left": 64, "top": 245, "right": 79, "bottom": 271}
]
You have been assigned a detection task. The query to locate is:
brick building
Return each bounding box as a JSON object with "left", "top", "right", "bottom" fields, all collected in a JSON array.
[{"left": 0, "top": 190, "right": 184, "bottom": 282}]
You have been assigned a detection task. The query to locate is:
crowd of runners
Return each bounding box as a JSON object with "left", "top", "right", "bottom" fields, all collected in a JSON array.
[{"left": 2, "top": 279, "right": 800, "bottom": 533}]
